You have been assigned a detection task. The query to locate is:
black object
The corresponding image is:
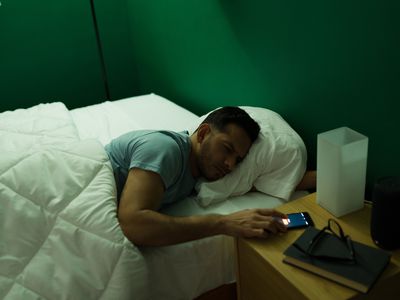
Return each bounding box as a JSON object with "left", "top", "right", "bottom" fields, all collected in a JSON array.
[
  {"left": 283, "top": 226, "right": 391, "bottom": 293},
  {"left": 293, "top": 219, "right": 356, "bottom": 263},
  {"left": 286, "top": 212, "right": 314, "bottom": 230},
  {"left": 371, "top": 176, "right": 400, "bottom": 250}
]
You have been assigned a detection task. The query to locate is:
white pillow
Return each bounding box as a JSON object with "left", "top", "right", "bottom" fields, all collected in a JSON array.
[{"left": 192, "top": 106, "right": 307, "bottom": 207}]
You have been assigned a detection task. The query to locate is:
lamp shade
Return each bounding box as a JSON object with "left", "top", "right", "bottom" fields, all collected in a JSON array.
[{"left": 316, "top": 127, "right": 368, "bottom": 217}]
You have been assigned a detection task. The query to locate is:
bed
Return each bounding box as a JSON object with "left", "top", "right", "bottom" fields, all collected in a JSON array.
[{"left": 0, "top": 93, "right": 308, "bottom": 299}]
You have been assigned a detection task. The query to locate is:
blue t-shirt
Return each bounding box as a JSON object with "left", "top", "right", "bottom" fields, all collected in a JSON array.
[{"left": 105, "top": 130, "right": 196, "bottom": 208}]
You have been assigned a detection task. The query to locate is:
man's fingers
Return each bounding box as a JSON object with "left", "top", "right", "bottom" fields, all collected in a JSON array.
[
  {"left": 251, "top": 219, "right": 286, "bottom": 235},
  {"left": 223, "top": 208, "right": 289, "bottom": 239},
  {"left": 265, "top": 224, "right": 278, "bottom": 234},
  {"left": 245, "top": 212, "right": 288, "bottom": 234},
  {"left": 261, "top": 229, "right": 269, "bottom": 239},
  {"left": 256, "top": 215, "right": 288, "bottom": 233},
  {"left": 255, "top": 208, "right": 287, "bottom": 219}
]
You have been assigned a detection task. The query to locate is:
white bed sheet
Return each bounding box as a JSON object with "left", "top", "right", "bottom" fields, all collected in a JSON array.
[{"left": 69, "top": 93, "right": 307, "bottom": 299}]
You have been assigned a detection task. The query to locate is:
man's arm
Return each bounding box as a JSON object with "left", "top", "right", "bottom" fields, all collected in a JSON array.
[
  {"left": 296, "top": 170, "right": 316, "bottom": 191},
  {"left": 118, "top": 168, "right": 288, "bottom": 246}
]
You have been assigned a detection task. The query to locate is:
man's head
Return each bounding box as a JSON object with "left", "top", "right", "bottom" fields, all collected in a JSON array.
[{"left": 191, "top": 107, "right": 260, "bottom": 181}]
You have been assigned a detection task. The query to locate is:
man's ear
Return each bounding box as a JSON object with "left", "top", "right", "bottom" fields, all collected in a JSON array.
[{"left": 196, "top": 123, "right": 211, "bottom": 143}]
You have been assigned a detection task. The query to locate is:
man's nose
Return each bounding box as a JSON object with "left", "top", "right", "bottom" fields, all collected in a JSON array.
[{"left": 224, "top": 156, "right": 236, "bottom": 171}]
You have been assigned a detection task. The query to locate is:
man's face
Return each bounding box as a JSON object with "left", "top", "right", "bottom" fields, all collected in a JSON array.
[{"left": 198, "top": 123, "right": 252, "bottom": 181}]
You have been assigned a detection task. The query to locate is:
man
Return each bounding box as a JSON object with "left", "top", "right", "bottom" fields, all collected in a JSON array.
[{"left": 105, "top": 106, "right": 288, "bottom": 246}]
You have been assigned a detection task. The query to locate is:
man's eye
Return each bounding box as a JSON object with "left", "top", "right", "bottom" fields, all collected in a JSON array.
[{"left": 224, "top": 145, "right": 232, "bottom": 153}]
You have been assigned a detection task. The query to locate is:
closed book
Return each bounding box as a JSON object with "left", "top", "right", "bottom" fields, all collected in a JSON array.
[{"left": 283, "top": 226, "right": 391, "bottom": 293}]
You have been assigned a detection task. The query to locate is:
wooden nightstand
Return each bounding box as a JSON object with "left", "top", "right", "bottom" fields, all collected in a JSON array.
[{"left": 235, "top": 193, "right": 400, "bottom": 300}]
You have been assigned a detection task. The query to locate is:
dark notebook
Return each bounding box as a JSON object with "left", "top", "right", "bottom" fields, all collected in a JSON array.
[{"left": 283, "top": 226, "right": 391, "bottom": 293}]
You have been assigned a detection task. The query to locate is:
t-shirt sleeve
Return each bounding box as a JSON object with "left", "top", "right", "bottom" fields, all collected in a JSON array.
[{"left": 127, "top": 133, "right": 183, "bottom": 189}]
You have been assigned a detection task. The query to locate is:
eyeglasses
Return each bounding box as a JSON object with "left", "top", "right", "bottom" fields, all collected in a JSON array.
[{"left": 293, "top": 219, "right": 357, "bottom": 264}]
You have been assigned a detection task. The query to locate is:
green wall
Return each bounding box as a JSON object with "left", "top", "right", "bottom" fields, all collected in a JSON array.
[
  {"left": 96, "top": 0, "right": 400, "bottom": 196},
  {"left": 0, "top": 0, "right": 107, "bottom": 111},
  {"left": 1, "top": 1, "right": 399, "bottom": 196}
]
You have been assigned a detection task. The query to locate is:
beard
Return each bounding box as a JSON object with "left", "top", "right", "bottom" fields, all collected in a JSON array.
[{"left": 197, "top": 140, "right": 224, "bottom": 181}]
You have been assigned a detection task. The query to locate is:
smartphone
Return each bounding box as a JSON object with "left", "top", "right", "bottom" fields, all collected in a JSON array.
[{"left": 281, "top": 212, "right": 314, "bottom": 229}]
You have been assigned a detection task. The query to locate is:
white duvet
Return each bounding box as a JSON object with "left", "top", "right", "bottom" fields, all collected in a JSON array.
[
  {"left": 1, "top": 98, "right": 301, "bottom": 300},
  {"left": 0, "top": 103, "right": 148, "bottom": 299}
]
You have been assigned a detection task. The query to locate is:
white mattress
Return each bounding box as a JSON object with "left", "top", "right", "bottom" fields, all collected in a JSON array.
[{"left": 69, "top": 93, "right": 307, "bottom": 299}]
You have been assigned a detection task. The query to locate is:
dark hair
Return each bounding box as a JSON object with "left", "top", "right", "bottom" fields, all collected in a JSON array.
[{"left": 200, "top": 106, "right": 260, "bottom": 142}]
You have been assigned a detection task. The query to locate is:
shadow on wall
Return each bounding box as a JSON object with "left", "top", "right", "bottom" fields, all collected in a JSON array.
[{"left": 219, "top": 0, "right": 400, "bottom": 197}]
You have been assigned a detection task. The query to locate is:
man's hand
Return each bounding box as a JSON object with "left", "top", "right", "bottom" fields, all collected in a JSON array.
[{"left": 219, "top": 209, "right": 288, "bottom": 238}]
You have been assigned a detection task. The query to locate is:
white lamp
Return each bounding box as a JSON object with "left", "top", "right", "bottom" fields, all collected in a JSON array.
[{"left": 316, "top": 127, "right": 368, "bottom": 217}]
